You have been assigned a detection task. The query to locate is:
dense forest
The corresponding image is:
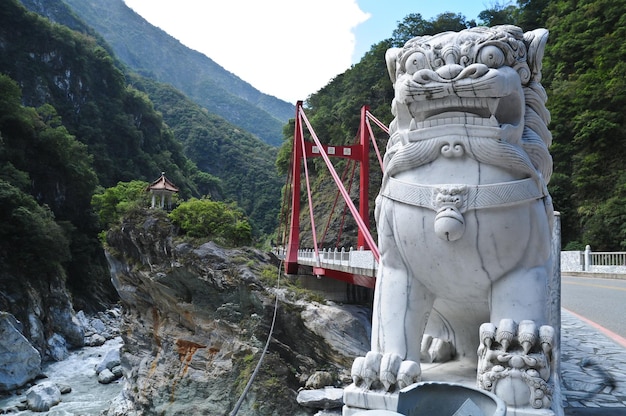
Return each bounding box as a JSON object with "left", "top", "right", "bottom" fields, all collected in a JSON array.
[
  {"left": 278, "top": 0, "right": 626, "bottom": 252},
  {"left": 0, "top": 0, "right": 282, "bottom": 318}
]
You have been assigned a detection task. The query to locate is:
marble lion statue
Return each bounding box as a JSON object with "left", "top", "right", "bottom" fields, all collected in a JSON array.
[{"left": 350, "top": 25, "right": 557, "bottom": 410}]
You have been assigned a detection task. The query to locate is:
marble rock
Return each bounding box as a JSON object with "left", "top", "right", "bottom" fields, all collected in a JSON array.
[
  {"left": 297, "top": 386, "right": 344, "bottom": 409},
  {"left": 26, "top": 381, "right": 61, "bottom": 412},
  {"left": 0, "top": 312, "right": 42, "bottom": 391},
  {"left": 47, "top": 332, "right": 69, "bottom": 361},
  {"left": 306, "top": 371, "right": 336, "bottom": 389},
  {"left": 97, "top": 368, "right": 118, "bottom": 384},
  {"left": 96, "top": 347, "right": 121, "bottom": 375}
]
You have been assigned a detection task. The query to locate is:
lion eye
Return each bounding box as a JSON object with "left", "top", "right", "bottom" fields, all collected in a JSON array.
[
  {"left": 405, "top": 52, "right": 427, "bottom": 74},
  {"left": 478, "top": 46, "right": 505, "bottom": 68}
]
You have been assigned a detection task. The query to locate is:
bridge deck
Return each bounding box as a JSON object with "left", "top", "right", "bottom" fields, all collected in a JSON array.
[{"left": 274, "top": 247, "right": 377, "bottom": 288}]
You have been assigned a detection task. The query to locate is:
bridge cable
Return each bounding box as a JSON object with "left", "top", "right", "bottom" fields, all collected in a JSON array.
[
  {"left": 334, "top": 157, "right": 358, "bottom": 248},
  {"left": 229, "top": 260, "right": 283, "bottom": 416},
  {"left": 365, "top": 110, "right": 387, "bottom": 172},
  {"left": 298, "top": 106, "right": 379, "bottom": 260},
  {"left": 321, "top": 144, "right": 358, "bottom": 248},
  {"left": 298, "top": 117, "right": 321, "bottom": 260}
]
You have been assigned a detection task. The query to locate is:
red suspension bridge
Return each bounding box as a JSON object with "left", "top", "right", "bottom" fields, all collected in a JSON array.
[{"left": 275, "top": 101, "right": 389, "bottom": 289}]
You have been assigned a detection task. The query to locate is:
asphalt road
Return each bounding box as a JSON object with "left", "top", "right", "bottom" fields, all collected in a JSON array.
[{"left": 561, "top": 275, "right": 626, "bottom": 340}]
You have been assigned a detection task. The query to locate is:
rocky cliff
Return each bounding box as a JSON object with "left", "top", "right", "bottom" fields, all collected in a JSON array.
[
  {"left": 104, "top": 208, "right": 370, "bottom": 415},
  {"left": 0, "top": 265, "right": 92, "bottom": 392}
]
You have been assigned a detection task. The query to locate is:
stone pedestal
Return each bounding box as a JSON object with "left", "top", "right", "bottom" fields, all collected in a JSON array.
[{"left": 345, "top": 380, "right": 509, "bottom": 416}]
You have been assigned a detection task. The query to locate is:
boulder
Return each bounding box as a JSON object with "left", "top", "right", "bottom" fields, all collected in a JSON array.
[
  {"left": 96, "top": 348, "right": 121, "bottom": 374},
  {"left": 305, "top": 371, "right": 335, "bottom": 389},
  {"left": 26, "top": 381, "right": 61, "bottom": 412},
  {"left": 0, "top": 312, "right": 42, "bottom": 391},
  {"left": 98, "top": 369, "right": 118, "bottom": 384},
  {"left": 111, "top": 365, "right": 123, "bottom": 378},
  {"left": 47, "top": 333, "right": 69, "bottom": 361},
  {"left": 57, "top": 383, "right": 72, "bottom": 394},
  {"left": 86, "top": 333, "right": 107, "bottom": 346},
  {"left": 297, "top": 387, "right": 344, "bottom": 409}
]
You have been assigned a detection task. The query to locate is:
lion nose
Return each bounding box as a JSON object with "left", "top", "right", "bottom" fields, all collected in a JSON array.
[{"left": 436, "top": 64, "right": 464, "bottom": 80}]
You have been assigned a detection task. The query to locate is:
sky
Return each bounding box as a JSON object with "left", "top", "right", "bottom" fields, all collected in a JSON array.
[{"left": 123, "top": 0, "right": 490, "bottom": 104}]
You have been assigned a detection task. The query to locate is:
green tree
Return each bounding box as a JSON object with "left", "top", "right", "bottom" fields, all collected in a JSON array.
[
  {"left": 391, "top": 12, "right": 473, "bottom": 46},
  {"left": 169, "top": 198, "right": 252, "bottom": 246},
  {"left": 478, "top": 2, "right": 518, "bottom": 25},
  {"left": 91, "top": 180, "right": 150, "bottom": 230},
  {"left": 515, "top": 0, "right": 550, "bottom": 29},
  {"left": 0, "top": 180, "right": 70, "bottom": 274},
  {"left": 542, "top": 0, "right": 626, "bottom": 249}
]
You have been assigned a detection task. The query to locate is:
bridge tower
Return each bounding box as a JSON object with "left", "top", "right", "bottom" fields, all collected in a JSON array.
[{"left": 284, "top": 102, "right": 380, "bottom": 276}]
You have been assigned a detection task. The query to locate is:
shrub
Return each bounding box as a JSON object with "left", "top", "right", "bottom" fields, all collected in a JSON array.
[
  {"left": 168, "top": 198, "right": 252, "bottom": 246},
  {"left": 91, "top": 180, "right": 150, "bottom": 229}
]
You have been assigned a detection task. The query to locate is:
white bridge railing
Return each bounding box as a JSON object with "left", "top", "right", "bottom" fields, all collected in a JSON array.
[
  {"left": 273, "top": 247, "right": 378, "bottom": 277},
  {"left": 562, "top": 245, "right": 626, "bottom": 274},
  {"left": 277, "top": 246, "right": 626, "bottom": 276}
]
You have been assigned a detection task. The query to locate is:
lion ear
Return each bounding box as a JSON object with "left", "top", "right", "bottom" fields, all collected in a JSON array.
[
  {"left": 385, "top": 48, "right": 402, "bottom": 84},
  {"left": 524, "top": 29, "right": 549, "bottom": 83}
]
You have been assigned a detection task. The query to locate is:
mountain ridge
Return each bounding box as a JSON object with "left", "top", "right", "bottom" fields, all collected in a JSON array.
[{"left": 22, "top": 0, "right": 294, "bottom": 146}]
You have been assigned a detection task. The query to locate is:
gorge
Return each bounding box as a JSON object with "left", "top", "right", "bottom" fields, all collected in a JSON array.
[
  {"left": 104, "top": 209, "right": 372, "bottom": 415},
  {"left": 1, "top": 208, "right": 372, "bottom": 415}
]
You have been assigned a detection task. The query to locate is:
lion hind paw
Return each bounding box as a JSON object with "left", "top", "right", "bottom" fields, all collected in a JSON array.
[{"left": 421, "top": 334, "right": 454, "bottom": 363}]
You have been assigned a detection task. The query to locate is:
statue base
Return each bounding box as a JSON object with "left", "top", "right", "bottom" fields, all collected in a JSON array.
[{"left": 343, "top": 360, "right": 560, "bottom": 416}]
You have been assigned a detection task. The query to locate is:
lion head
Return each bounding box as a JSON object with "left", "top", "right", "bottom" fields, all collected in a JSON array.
[{"left": 383, "top": 25, "right": 552, "bottom": 186}]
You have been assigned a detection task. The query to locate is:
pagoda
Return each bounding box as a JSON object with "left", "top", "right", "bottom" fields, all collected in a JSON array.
[{"left": 147, "top": 172, "right": 179, "bottom": 209}]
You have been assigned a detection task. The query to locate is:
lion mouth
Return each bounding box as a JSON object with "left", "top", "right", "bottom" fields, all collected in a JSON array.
[
  {"left": 406, "top": 92, "right": 524, "bottom": 142},
  {"left": 410, "top": 93, "right": 522, "bottom": 126},
  {"left": 400, "top": 66, "right": 525, "bottom": 141}
]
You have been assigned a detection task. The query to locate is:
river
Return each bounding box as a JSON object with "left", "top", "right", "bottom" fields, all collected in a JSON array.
[{"left": 0, "top": 337, "right": 123, "bottom": 415}]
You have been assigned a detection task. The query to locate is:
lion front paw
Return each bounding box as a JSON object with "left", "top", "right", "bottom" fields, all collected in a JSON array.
[
  {"left": 477, "top": 319, "right": 555, "bottom": 409},
  {"left": 351, "top": 351, "right": 420, "bottom": 392}
]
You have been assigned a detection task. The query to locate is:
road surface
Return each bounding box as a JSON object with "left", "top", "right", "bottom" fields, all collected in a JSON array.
[{"left": 561, "top": 274, "right": 626, "bottom": 343}]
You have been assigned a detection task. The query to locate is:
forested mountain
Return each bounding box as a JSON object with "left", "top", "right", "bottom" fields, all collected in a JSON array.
[
  {"left": 20, "top": 0, "right": 294, "bottom": 147},
  {"left": 541, "top": 0, "right": 626, "bottom": 250},
  {"left": 278, "top": 0, "right": 626, "bottom": 251},
  {"left": 128, "top": 74, "right": 282, "bottom": 234},
  {"left": 0, "top": 0, "right": 283, "bottom": 325},
  {"left": 11, "top": 0, "right": 282, "bottom": 233}
]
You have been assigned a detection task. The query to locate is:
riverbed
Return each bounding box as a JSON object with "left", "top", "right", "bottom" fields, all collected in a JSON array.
[{"left": 0, "top": 337, "right": 123, "bottom": 415}]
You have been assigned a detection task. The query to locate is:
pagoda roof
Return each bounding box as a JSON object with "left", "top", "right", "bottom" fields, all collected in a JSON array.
[{"left": 147, "top": 173, "right": 179, "bottom": 193}]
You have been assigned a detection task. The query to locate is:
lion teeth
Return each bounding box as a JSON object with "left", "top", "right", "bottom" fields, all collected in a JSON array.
[
  {"left": 414, "top": 115, "right": 499, "bottom": 129},
  {"left": 488, "top": 98, "right": 500, "bottom": 116}
]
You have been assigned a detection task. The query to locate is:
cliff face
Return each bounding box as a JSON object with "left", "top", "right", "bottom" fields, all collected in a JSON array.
[
  {"left": 104, "top": 208, "right": 370, "bottom": 415},
  {"left": 0, "top": 265, "right": 85, "bottom": 359}
]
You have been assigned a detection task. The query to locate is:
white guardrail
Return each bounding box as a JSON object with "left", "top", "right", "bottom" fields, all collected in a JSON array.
[
  {"left": 562, "top": 245, "right": 626, "bottom": 274},
  {"left": 276, "top": 246, "right": 626, "bottom": 276},
  {"left": 273, "top": 247, "right": 378, "bottom": 276}
]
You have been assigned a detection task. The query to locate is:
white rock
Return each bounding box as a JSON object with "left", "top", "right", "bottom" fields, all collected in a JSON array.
[
  {"left": 47, "top": 333, "right": 69, "bottom": 361},
  {"left": 97, "top": 368, "right": 117, "bottom": 384},
  {"left": 305, "top": 371, "right": 335, "bottom": 389},
  {"left": 26, "top": 381, "right": 61, "bottom": 412},
  {"left": 0, "top": 312, "right": 41, "bottom": 391},
  {"left": 297, "top": 387, "right": 344, "bottom": 409},
  {"left": 96, "top": 348, "right": 121, "bottom": 374},
  {"left": 86, "top": 334, "right": 107, "bottom": 346}
]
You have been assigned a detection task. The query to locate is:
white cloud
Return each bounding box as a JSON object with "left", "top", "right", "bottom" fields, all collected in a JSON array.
[{"left": 124, "top": 0, "right": 370, "bottom": 103}]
